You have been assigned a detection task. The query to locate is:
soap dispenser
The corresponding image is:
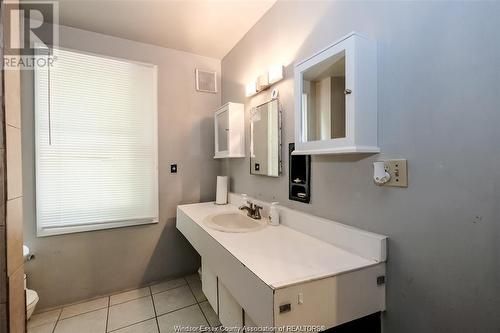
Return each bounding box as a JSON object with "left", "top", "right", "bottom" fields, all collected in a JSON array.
[
  {"left": 288, "top": 143, "right": 311, "bottom": 203},
  {"left": 269, "top": 202, "right": 280, "bottom": 226}
]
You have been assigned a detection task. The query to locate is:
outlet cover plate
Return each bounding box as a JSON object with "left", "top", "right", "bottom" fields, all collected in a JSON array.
[{"left": 384, "top": 159, "right": 408, "bottom": 187}]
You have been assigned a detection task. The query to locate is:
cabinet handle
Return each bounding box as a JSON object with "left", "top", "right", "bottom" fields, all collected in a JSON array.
[{"left": 344, "top": 89, "right": 352, "bottom": 95}]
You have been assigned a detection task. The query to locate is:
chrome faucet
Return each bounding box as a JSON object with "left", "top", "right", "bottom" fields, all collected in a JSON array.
[{"left": 239, "top": 201, "right": 263, "bottom": 220}]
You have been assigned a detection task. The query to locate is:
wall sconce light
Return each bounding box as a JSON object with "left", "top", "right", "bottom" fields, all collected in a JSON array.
[
  {"left": 268, "top": 65, "right": 284, "bottom": 84},
  {"left": 245, "top": 64, "right": 284, "bottom": 97},
  {"left": 256, "top": 73, "right": 270, "bottom": 91},
  {"left": 245, "top": 81, "right": 257, "bottom": 97}
]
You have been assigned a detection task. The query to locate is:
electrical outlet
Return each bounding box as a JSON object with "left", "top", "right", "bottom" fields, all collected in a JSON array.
[{"left": 383, "top": 159, "right": 408, "bottom": 187}]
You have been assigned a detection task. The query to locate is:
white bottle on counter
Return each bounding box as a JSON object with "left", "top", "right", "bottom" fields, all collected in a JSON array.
[
  {"left": 241, "top": 193, "right": 248, "bottom": 205},
  {"left": 269, "top": 202, "right": 280, "bottom": 226}
]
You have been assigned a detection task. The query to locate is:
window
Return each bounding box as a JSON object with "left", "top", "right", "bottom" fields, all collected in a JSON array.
[{"left": 35, "top": 47, "right": 158, "bottom": 236}]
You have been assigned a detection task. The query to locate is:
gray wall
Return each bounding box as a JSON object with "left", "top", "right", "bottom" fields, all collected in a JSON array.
[
  {"left": 22, "top": 25, "right": 221, "bottom": 309},
  {"left": 221, "top": 1, "right": 500, "bottom": 332}
]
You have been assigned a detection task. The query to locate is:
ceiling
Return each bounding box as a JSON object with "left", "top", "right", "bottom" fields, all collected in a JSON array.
[{"left": 40, "top": 0, "right": 276, "bottom": 59}]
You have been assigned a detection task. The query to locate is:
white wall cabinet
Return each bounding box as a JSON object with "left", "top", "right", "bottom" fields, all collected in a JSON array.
[
  {"left": 214, "top": 102, "right": 245, "bottom": 158},
  {"left": 293, "top": 32, "right": 379, "bottom": 155}
]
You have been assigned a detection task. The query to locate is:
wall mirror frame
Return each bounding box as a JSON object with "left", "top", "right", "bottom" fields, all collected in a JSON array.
[
  {"left": 250, "top": 98, "right": 282, "bottom": 177},
  {"left": 293, "top": 32, "right": 379, "bottom": 155}
]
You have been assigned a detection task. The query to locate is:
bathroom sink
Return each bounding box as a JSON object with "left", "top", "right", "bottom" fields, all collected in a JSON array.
[{"left": 203, "top": 212, "right": 267, "bottom": 233}]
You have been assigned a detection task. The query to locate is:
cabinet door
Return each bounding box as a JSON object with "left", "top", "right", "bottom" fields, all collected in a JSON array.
[
  {"left": 293, "top": 33, "right": 379, "bottom": 155},
  {"left": 218, "top": 281, "right": 243, "bottom": 328},
  {"left": 298, "top": 41, "right": 351, "bottom": 148},
  {"left": 215, "top": 109, "right": 229, "bottom": 154},
  {"left": 202, "top": 260, "right": 218, "bottom": 314},
  {"left": 301, "top": 52, "right": 346, "bottom": 142}
]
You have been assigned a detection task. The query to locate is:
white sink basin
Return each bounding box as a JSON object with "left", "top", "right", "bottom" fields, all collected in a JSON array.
[{"left": 203, "top": 212, "right": 267, "bottom": 233}]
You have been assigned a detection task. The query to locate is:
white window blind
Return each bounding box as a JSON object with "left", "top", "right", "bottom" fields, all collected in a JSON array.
[{"left": 35, "top": 47, "right": 158, "bottom": 236}]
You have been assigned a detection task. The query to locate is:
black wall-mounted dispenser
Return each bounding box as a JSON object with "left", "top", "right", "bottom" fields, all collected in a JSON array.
[{"left": 289, "top": 143, "right": 311, "bottom": 203}]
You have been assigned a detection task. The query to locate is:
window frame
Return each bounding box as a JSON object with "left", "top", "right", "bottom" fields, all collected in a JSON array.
[{"left": 34, "top": 45, "right": 159, "bottom": 237}]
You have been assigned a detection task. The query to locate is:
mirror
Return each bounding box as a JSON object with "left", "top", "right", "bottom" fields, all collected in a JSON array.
[
  {"left": 250, "top": 99, "right": 281, "bottom": 177},
  {"left": 301, "top": 50, "right": 346, "bottom": 141}
]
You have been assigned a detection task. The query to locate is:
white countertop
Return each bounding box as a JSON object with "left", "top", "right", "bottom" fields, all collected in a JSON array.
[{"left": 178, "top": 202, "right": 379, "bottom": 289}]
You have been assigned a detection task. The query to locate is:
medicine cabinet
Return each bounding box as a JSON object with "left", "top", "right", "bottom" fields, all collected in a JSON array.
[
  {"left": 293, "top": 32, "right": 379, "bottom": 155},
  {"left": 214, "top": 102, "right": 245, "bottom": 159},
  {"left": 250, "top": 99, "right": 282, "bottom": 177}
]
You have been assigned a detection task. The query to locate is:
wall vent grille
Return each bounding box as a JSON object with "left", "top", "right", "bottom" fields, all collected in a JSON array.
[{"left": 195, "top": 69, "right": 217, "bottom": 93}]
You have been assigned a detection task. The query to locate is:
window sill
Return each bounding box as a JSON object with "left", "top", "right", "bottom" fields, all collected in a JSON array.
[{"left": 37, "top": 218, "right": 159, "bottom": 237}]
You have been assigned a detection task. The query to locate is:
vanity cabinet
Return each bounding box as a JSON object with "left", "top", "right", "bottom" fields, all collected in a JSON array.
[
  {"left": 201, "top": 256, "right": 384, "bottom": 330},
  {"left": 177, "top": 205, "right": 386, "bottom": 331},
  {"left": 293, "top": 32, "right": 379, "bottom": 155},
  {"left": 214, "top": 102, "right": 245, "bottom": 158}
]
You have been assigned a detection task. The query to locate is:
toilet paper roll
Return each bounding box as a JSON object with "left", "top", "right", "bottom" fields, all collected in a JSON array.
[{"left": 215, "top": 176, "right": 228, "bottom": 205}]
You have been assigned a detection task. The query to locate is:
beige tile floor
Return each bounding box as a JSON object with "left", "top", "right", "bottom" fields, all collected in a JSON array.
[{"left": 27, "top": 274, "right": 221, "bottom": 333}]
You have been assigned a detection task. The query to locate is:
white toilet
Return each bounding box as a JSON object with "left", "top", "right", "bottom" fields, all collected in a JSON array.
[
  {"left": 23, "top": 246, "right": 39, "bottom": 319},
  {"left": 24, "top": 274, "right": 39, "bottom": 319}
]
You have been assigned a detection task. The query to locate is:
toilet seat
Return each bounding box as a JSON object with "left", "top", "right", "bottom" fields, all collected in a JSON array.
[
  {"left": 26, "top": 289, "right": 38, "bottom": 306},
  {"left": 26, "top": 289, "right": 39, "bottom": 319}
]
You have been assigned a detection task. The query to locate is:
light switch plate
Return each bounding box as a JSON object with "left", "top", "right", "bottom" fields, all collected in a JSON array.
[{"left": 383, "top": 159, "right": 408, "bottom": 187}]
